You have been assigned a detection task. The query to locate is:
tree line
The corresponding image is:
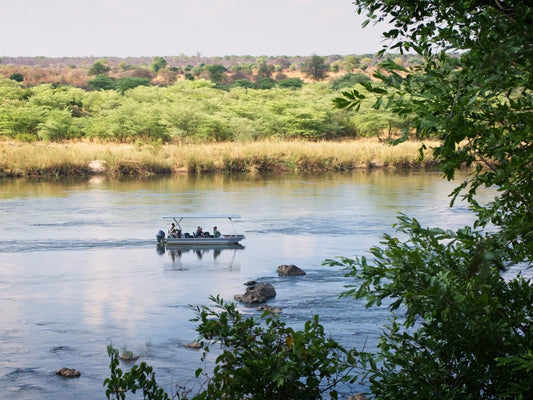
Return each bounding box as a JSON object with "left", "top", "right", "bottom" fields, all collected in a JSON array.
[
  {"left": 0, "top": 53, "right": 422, "bottom": 89},
  {"left": 0, "top": 75, "right": 409, "bottom": 143}
]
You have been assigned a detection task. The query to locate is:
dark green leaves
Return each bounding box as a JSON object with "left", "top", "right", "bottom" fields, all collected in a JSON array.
[{"left": 188, "top": 295, "right": 360, "bottom": 400}]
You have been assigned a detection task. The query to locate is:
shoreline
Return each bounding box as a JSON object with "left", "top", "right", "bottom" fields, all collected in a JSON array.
[{"left": 0, "top": 139, "right": 438, "bottom": 178}]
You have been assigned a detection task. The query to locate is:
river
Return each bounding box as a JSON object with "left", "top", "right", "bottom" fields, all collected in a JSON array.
[{"left": 0, "top": 170, "right": 492, "bottom": 399}]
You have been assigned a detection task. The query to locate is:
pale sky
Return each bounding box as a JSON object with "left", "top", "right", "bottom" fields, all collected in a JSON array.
[{"left": 0, "top": 0, "right": 391, "bottom": 57}]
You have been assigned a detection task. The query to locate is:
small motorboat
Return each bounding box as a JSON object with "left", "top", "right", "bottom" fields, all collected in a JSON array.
[{"left": 156, "top": 214, "right": 245, "bottom": 246}]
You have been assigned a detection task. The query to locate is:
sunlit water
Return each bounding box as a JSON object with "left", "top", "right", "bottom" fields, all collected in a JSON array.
[{"left": 0, "top": 170, "right": 512, "bottom": 399}]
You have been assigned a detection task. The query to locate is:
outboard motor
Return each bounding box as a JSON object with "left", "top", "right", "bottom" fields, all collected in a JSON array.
[{"left": 156, "top": 230, "right": 166, "bottom": 243}]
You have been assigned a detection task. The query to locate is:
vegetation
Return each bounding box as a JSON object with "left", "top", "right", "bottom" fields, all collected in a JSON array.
[
  {"left": 328, "top": 0, "right": 533, "bottom": 398},
  {"left": 0, "top": 53, "right": 423, "bottom": 89},
  {"left": 104, "top": 296, "right": 360, "bottom": 400},
  {"left": 100, "top": 0, "right": 532, "bottom": 398},
  {"left": 190, "top": 296, "right": 359, "bottom": 400},
  {"left": 0, "top": 138, "right": 436, "bottom": 177},
  {"left": 0, "top": 77, "right": 411, "bottom": 144},
  {"left": 301, "top": 55, "right": 330, "bottom": 81}
]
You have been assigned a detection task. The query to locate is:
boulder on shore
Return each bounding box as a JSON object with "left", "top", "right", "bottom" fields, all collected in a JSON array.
[
  {"left": 234, "top": 282, "right": 276, "bottom": 304},
  {"left": 277, "top": 264, "right": 306, "bottom": 276}
]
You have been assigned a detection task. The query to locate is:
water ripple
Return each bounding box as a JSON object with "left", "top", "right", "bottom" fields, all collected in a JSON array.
[{"left": 0, "top": 239, "right": 154, "bottom": 253}]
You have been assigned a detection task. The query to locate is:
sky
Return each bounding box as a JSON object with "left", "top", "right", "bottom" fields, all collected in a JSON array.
[{"left": 0, "top": 0, "right": 391, "bottom": 58}]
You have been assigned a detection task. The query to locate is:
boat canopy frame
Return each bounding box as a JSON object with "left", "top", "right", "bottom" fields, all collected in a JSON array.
[{"left": 163, "top": 214, "right": 241, "bottom": 236}]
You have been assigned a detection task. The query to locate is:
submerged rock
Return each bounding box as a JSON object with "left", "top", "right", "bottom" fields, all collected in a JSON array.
[
  {"left": 119, "top": 351, "right": 140, "bottom": 361},
  {"left": 277, "top": 264, "right": 306, "bottom": 276},
  {"left": 55, "top": 367, "right": 81, "bottom": 378},
  {"left": 257, "top": 305, "right": 282, "bottom": 313},
  {"left": 234, "top": 282, "right": 276, "bottom": 304}
]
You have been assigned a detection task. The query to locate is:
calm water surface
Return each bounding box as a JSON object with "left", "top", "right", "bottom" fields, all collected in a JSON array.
[{"left": 0, "top": 171, "right": 493, "bottom": 399}]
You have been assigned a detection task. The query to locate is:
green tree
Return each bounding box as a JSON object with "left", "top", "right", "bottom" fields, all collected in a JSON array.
[
  {"left": 88, "top": 75, "right": 116, "bottom": 91},
  {"left": 342, "top": 55, "right": 360, "bottom": 71},
  {"left": 256, "top": 57, "right": 274, "bottom": 79},
  {"left": 331, "top": 0, "right": 533, "bottom": 398},
  {"left": 205, "top": 64, "right": 226, "bottom": 83},
  {"left": 115, "top": 77, "right": 151, "bottom": 92},
  {"left": 9, "top": 73, "right": 24, "bottom": 82},
  {"left": 151, "top": 56, "right": 168, "bottom": 73},
  {"left": 277, "top": 78, "right": 303, "bottom": 89},
  {"left": 330, "top": 73, "right": 370, "bottom": 91},
  {"left": 88, "top": 59, "right": 111, "bottom": 76},
  {"left": 301, "top": 55, "right": 329, "bottom": 81}
]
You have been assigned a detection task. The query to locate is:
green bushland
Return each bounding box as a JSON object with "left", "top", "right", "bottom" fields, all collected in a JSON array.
[
  {"left": 0, "top": 77, "right": 409, "bottom": 144},
  {"left": 0, "top": 138, "right": 437, "bottom": 177}
]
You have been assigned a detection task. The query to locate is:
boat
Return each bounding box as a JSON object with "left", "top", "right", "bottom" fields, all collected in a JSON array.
[{"left": 156, "top": 214, "right": 245, "bottom": 246}]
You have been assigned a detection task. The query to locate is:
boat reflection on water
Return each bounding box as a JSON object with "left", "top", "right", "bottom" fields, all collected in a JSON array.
[{"left": 156, "top": 243, "right": 245, "bottom": 270}]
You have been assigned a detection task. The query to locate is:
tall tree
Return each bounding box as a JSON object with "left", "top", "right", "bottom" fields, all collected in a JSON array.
[
  {"left": 151, "top": 56, "right": 168, "bottom": 73},
  {"left": 301, "top": 55, "right": 329, "bottom": 81},
  {"left": 88, "top": 59, "right": 111, "bottom": 76},
  {"left": 331, "top": 1, "right": 533, "bottom": 398},
  {"left": 205, "top": 64, "right": 227, "bottom": 83}
]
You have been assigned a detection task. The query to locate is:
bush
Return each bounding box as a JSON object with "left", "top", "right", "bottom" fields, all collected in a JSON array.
[
  {"left": 277, "top": 78, "right": 304, "bottom": 89},
  {"left": 189, "top": 295, "right": 360, "bottom": 400}
]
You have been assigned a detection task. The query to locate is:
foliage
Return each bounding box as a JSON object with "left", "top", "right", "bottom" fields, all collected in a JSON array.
[
  {"left": 331, "top": 73, "right": 370, "bottom": 91},
  {"left": 151, "top": 56, "right": 168, "bottom": 73},
  {"left": 103, "top": 345, "right": 170, "bottom": 400},
  {"left": 189, "top": 295, "right": 359, "bottom": 400},
  {"left": 330, "top": 0, "right": 533, "bottom": 398},
  {"left": 301, "top": 55, "right": 329, "bottom": 81},
  {"left": 277, "top": 78, "right": 304, "bottom": 89},
  {"left": 88, "top": 74, "right": 116, "bottom": 91},
  {"left": 115, "top": 77, "right": 151, "bottom": 92},
  {"left": 9, "top": 73, "right": 23, "bottom": 82},
  {"left": 205, "top": 64, "right": 226, "bottom": 84},
  {"left": 0, "top": 79, "right": 368, "bottom": 142},
  {"left": 325, "top": 216, "right": 533, "bottom": 398},
  {"left": 88, "top": 59, "right": 111, "bottom": 76}
]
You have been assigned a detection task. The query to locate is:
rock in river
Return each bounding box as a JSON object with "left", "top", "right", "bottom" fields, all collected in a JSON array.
[
  {"left": 55, "top": 367, "right": 81, "bottom": 378},
  {"left": 277, "top": 264, "right": 306, "bottom": 276},
  {"left": 234, "top": 282, "right": 276, "bottom": 304}
]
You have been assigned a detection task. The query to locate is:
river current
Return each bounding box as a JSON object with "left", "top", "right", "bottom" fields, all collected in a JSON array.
[{"left": 0, "top": 170, "right": 498, "bottom": 399}]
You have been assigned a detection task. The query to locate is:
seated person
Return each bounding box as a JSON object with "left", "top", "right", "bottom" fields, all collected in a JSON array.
[
  {"left": 169, "top": 223, "right": 178, "bottom": 238},
  {"left": 213, "top": 226, "right": 221, "bottom": 238},
  {"left": 195, "top": 226, "right": 204, "bottom": 238}
]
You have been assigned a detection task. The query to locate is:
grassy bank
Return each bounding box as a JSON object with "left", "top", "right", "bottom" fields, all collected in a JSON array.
[{"left": 0, "top": 139, "right": 438, "bottom": 178}]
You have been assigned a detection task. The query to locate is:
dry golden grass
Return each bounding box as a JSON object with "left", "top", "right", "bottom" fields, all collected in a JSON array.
[{"left": 0, "top": 138, "right": 438, "bottom": 177}]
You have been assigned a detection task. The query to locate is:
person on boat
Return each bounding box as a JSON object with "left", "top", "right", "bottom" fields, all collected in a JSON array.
[
  {"left": 195, "top": 226, "right": 204, "bottom": 238},
  {"left": 169, "top": 223, "right": 178, "bottom": 238},
  {"left": 213, "top": 226, "right": 221, "bottom": 238}
]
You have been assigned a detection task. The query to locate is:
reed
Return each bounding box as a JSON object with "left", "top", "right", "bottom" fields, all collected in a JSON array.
[{"left": 0, "top": 138, "right": 438, "bottom": 178}]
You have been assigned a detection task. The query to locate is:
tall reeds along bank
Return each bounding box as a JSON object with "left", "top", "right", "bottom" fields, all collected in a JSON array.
[{"left": 0, "top": 139, "right": 437, "bottom": 178}]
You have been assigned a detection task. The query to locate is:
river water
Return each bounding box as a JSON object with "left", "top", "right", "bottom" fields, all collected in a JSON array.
[{"left": 0, "top": 170, "right": 494, "bottom": 399}]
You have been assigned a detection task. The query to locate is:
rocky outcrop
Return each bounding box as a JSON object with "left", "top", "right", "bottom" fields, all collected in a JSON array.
[
  {"left": 55, "top": 367, "right": 81, "bottom": 378},
  {"left": 277, "top": 264, "right": 306, "bottom": 276},
  {"left": 234, "top": 282, "right": 276, "bottom": 304}
]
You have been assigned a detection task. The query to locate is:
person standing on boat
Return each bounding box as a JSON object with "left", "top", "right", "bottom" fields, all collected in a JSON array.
[
  {"left": 195, "top": 226, "right": 204, "bottom": 238},
  {"left": 213, "top": 226, "right": 221, "bottom": 238}
]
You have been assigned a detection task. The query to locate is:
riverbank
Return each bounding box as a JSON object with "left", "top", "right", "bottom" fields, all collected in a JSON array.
[{"left": 0, "top": 139, "right": 438, "bottom": 178}]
